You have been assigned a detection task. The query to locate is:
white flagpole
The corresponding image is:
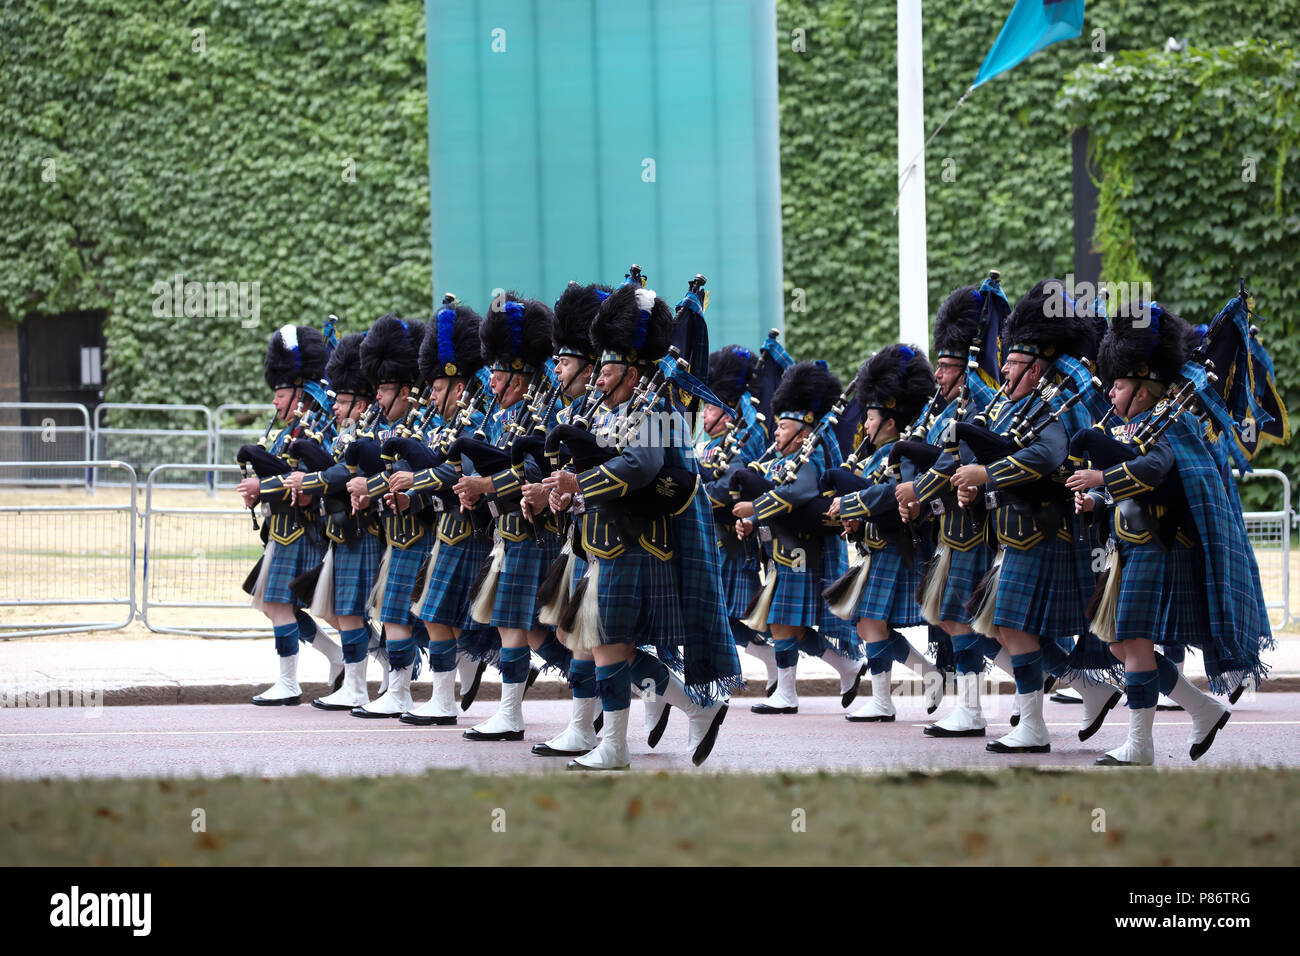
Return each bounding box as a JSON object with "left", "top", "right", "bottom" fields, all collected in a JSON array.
[{"left": 897, "top": 0, "right": 930, "bottom": 352}]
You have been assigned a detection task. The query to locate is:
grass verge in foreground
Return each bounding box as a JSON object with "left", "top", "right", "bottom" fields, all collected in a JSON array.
[{"left": 2, "top": 768, "right": 1296, "bottom": 866}]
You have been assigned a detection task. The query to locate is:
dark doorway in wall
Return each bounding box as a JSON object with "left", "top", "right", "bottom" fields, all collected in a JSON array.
[{"left": 18, "top": 309, "right": 107, "bottom": 426}]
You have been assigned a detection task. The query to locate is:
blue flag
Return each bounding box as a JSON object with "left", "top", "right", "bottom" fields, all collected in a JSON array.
[{"left": 973, "top": 0, "right": 1085, "bottom": 90}]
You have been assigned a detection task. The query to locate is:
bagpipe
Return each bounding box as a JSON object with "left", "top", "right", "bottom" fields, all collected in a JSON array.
[
  {"left": 445, "top": 363, "right": 551, "bottom": 481},
  {"left": 543, "top": 346, "right": 700, "bottom": 518},
  {"left": 381, "top": 371, "right": 493, "bottom": 476},
  {"left": 731, "top": 385, "right": 853, "bottom": 536},
  {"left": 705, "top": 328, "right": 782, "bottom": 477}
]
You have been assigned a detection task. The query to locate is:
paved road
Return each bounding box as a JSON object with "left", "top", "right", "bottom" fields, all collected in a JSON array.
[{"left": 3, "top": 692, "right": 1298, "bottom": 778}]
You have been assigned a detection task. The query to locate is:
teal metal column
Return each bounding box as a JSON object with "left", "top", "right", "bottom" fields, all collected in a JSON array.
[{"left": 425, "top": 0, "right": 782, "bottom": 348}]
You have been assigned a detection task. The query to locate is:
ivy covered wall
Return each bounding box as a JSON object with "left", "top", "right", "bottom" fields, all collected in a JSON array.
[
  {"left": 3, "top": 1, "right": 1298, "bottom": 504},
  {"left": 1, "top": 0, "right": 431, "bottom": 408}
]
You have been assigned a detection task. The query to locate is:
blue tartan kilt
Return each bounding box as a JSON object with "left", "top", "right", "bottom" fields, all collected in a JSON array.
[
  {"left": 1166, "top": 542, "right": 1210, "bottom": 643},
  {"left": 720, "top": 553, "right": 761, "bottom": 620},
  {"left": 993, "top": 534, "right": 1087, "bottom": 641},
  {"left": 590, "top": 550, "right": 682, "bottom": 646},
  {"left": 1114, "top": 538, "right": 1210, "bottom": 645},
  {"left": 856, "top": 545, "right": 925, "bottom": 626},
  {"left": 379, "top": 539, "right": 433, "bottom": 626},
  {"left": 332, "top": 530, "right": 383, "bottom": 617},
  {"left": 263, "top": 535, "right": 325, "bottom": 606},
  {"left": 939, "top": 545, "right": 991, "bottom": 624},
  {"left": 416, "top": 533, "right": 491, "bottom": 629},
  {"left": 769, "top": 562, "right": 822, "bottom": 628},
  {"left": 491, "top": 532, "right": 563, "bottom": 630}
]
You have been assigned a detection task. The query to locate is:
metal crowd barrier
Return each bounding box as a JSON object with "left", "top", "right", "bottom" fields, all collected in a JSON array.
[
  {"left": 140, "top": 464, "right": 274, "bottom": 638},
  {"left": 0, "top": 403, "right": 93, "bottom": 486},
  {"left": 92, "top": 403, "right": 215, "bottom": 490},
  {"left": 0, "top": 461, "right": 136, "bottom": 638},
  {"left": 212, "top": 403, "right": 275, "bottom": 490},
  {"left": 1238, "top": 468, "right": 1291, "bottom": 630}
]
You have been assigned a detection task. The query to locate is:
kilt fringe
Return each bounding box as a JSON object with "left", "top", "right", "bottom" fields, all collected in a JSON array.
[
  {"left": 308, "top": 546, "right": 334, "bottom": 619},
  {"left": 919, "top": 543, "right": 952, "bottom": 626},
  {"left": 242, "top": 556, "right": 264, "bottom": 597},
  {"left": 967, "top": 549, "right": 1003, "bottom": 638},
  {"left": 248, "top": 539, "right": 277, "bottom": 612},
  {"left": 408, "top": 535, "right": 442, "bottom": 614},
  {"left": 366, "top": 544, "right": 392, "bottom": 621},
  {"left": 468, "top": 538, "right": 506, "bottom": 626},
  {"left": 741, "top": 566, "right": 777, "bottom": 632},
  {"left": 823, "top": 553, "right": 870, "bottom": 621},
  {"left": 1088, "top": 548, "right": 1122, "bottom": 644},
  {"left": 537, "top": 549, "right": 574, "bottom": 627},
  {"left": 558, "top": 562, "right": 602, "bottom": 652}
]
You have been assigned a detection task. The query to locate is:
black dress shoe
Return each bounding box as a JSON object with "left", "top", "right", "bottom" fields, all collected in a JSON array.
[
  {"left": 460, "top": 659, "right": 487, "bottom": 711},
  {"left": 350, "top": 706, "right": 401, "bottom": 719},
  {"left": 691, "top": 704, "right": 728, "bottom": 766},
  {"left": 1156, "top": 701, "right": 1184, "bottom": 712},
  {"left": 399, "top": 712, "right": 456, "bottom": 726},
  {"left": 1010, "top": 712, "right": 1020, "bottom": 727},
  {"left": 463, "top": 728, "right": 525, "bottom": 741},
  {"left": 531, "top": 742, "right": 591, "bottom": 757},
  {"left": 765, "top": 680, "right": 777, "bottom": 698},
  {"left": 923, "top": 723, "right": 985, "bottom": 738},
  {"left": 252, "top": 694, "right": 300, "bottom": 706},
  {"left": 593, "top": 711, "right": 604, "bottom": 734},
  {"left": 751, "top": 702, "right": 797, "bottom": 715},
  {"left": 1189, "top": 710, "right": 1230, "bottom": 760},
  {"left": 985, "top": 740, "right": 1050, "bottom": 754},
  {"left": 329, "top": 670, "right": 345, "bottom": 693},
  {"left": 1050, "top": 691, "right": 1082, "bottom": 705},
  {"left": 841, "top": 663, "right": 868, "bottom": 708},
  {"left": 524, "top": 666, "right": 540, "bottom": 692},
  {"left": 1229, "top": 681, "right": 1248, "bottom": 705},
  {"left": 647, "top": 704, "right": 672, "bottom": 748},
  {"left": 311, "top": 698, "right": 355, "bottom": 712},
  {"left": 1042, "top": 674, "right": 1057, "bottom": 694},
  {"left": 1094, "top": 754, "right": 1140, "bottom": 766},
  {"left": 845, "top": 712, "right": 894, "bottom": 723},
  {"left": 1078, "top": 689, "right": 1122, "bottom": 742}
]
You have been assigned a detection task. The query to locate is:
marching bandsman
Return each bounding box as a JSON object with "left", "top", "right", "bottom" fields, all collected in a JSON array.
[
  {"left": 733, "top": 360, "right": 862, "bottom": 716},
  {"left": 830, "top": 344, "right": 946, "bottom": 722},
  {"left": 948, "top": 281, "right": 1119, "bottom": 754},
  {"left": 386, "top": 298, "right": 492, "bottom": 726},
  {"left": 699, "top": 345, "right": 781, "bottom": 694},
  {"left": 279, "top": 331, "right": 389, "bottom": 711},
  {"left": 527, "top": 281, "right": 610, "bottom": 757},
  {"left": 346, "top": 314, "right": 434, "bottom": 718},
  {"left": 905, "top": 286, "right": 1019, "bottom": 737},
  {"left": 543, "top": 282, "right": 740, "bottom": 769},
  {"left": 456, "top": 293, "right": 572, "bottom": 742},
  {"left": 239, "top": 324, "right": 345, "bottom": 705},
  {"left": 1068, "top": 303, "right": 1244, "bottom": 765}
]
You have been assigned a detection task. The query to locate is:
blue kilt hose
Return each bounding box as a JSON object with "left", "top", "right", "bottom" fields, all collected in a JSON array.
[
  {"left": 416, "top": 532, "right": 492, "bottom": 629},
  {"left": 938, "top": 545, "right": 991, "bottom": 624},
  {"left": 378, "top": 540, "right": 432, "bottom": 626},
  {"left": 856, "top": 544, "right": 926, "bottom": 626},
  {"left": 992, "top": 533, "right": 1086, "bottom": 642},
  {"left": 262, "top": 535, "right": 325, "bottom": 606},
  {"left": 588, "top": 550, "right": 683, "bottom": 647},
  {"left": 332, "top": 530, "right": 383, "bottom": 617},
  {"left": 490, "top": 531, "right": 563, "bottom": 630}
]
